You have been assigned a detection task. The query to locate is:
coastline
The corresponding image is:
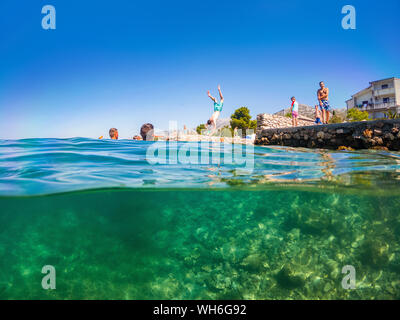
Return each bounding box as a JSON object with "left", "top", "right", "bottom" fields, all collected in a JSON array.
[{"left": 256, "top": 118, "right": 400, "bottom": 151}]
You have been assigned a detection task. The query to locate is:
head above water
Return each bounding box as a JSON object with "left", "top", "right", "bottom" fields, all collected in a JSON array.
[
  {"left": 140, "top": 123, "right": 154, "bottom": 141},
  {"left": 109, "top": 128, "right": 118, "bottom": 140}
]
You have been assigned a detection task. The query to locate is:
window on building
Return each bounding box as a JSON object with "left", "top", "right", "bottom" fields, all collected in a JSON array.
[
  {"left": 383, "top": 97, "right": 390, "bottom": 103},
  {"left": 382, "top": 84, "right": 389, "bottom": 89}
]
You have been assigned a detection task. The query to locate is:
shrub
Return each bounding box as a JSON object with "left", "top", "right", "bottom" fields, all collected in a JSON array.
[
  {"left": 329, "top": 111, "right": 345, "bottom": 124},
  {"left": 196, "top": 124, "right": 206, "bottom": 134},
  {"left": 346, "top": 108, "right": 370, "bottom": 122}
]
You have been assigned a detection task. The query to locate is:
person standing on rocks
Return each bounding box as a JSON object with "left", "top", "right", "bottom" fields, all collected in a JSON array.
[
  {"left": 290, "top": 96, "right": 299, "bottom": 127},
  {"left": 317, "top": 81, "right": 331, "bottom": 124}
]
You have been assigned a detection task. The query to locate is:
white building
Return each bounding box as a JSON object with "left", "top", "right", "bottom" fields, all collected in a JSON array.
[{"left": 346, "top": 77, "right": 400, "bottom": 119}]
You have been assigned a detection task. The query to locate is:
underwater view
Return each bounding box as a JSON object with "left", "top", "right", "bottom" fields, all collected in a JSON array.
[{"left": 1, "top": 138, "right": 400, "bottom": 299}]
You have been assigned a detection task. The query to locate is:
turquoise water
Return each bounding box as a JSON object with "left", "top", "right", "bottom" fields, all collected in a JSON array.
[{"left": 1, "top": 138, "right": 400, "bottom": 299}]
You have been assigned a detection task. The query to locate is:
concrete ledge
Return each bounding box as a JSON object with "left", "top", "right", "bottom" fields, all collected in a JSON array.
[{"left": 255, "top": 119, "right": 400, "bottom": 151}]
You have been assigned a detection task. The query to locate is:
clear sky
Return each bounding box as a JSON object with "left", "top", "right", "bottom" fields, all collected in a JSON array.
[{"left": 0, "top": 0, "right": 399, "bottom": 139}]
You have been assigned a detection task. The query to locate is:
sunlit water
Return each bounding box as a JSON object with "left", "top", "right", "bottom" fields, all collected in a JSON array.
[{"left": 1, "top": 138, "right": 400, "bottom": 299}]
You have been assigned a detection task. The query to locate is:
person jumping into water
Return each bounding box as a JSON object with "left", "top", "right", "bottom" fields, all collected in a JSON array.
[{"left": 206, "top": 85, "right": 224, "bottom": 133}]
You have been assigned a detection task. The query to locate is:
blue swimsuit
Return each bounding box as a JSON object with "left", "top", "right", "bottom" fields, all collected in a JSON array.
[{"left": 214, "top": 102, "right": 223, "bottom": 112}]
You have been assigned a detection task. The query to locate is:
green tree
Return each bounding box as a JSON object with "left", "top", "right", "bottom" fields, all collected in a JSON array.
[
  {"left": 346, "top": 108, "right": 370, "bottom": 122},
  {"left": 230, "top": 107, "right": 257, "bottom": 137},
  {"left": 196, "top": 123, "right": 206, "bottom": 134}
]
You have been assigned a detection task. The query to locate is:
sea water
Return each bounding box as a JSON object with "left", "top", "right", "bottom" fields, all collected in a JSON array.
[{"left": 0, "top": 138, "right": 399, "bottom": 299}]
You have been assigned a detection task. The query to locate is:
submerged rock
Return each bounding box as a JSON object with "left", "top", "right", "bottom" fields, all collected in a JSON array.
[
  {"left": 338, "top": 146, "right": 354, "bottom": 151},
  {"left": 359, "top": 239, "right": 390, "bottom": 268},
  {"left": 241, "top": 253, "right": 268, "bottom": 272},
  {"left": 275, "top": 266, "right": 306, "bottom": 290}
]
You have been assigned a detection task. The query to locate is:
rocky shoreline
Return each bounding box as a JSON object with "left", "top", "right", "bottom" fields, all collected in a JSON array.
[{"left": 255, "top": 118, "right": 400, "bottom": 151}]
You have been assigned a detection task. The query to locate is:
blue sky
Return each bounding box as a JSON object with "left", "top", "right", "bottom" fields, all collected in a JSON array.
[{"left": 0, "top": 0, "right": 399, "bottom": 139}]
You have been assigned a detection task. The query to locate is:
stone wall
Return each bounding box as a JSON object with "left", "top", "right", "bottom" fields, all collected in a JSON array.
[
  {"left": 257, "top": 113, "right": 314, "bottom": 130},
  {"left": 274, "top": 104, "right": 316, "bottom": 120},
  {"left": 255, "top": 118, "right": 400, "bottom": 151}
]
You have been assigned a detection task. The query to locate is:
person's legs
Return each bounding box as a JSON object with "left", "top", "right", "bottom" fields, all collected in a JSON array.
[
  {"left": 325, "top": 111, "right": 330, "bottom": 124},
  {"left": 292, "top": 111, "right": 298, "bottom": 126},
  {"left": 322, "top": 100, "right": 331, "bottom": 124},
  {"left": 320, "top": 106, "right": 325, "bottom": 124}
]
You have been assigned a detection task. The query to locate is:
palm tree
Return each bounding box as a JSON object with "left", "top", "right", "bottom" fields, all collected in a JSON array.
[{"left": 384, "top": 110, "right": 400, "bottom": 119}]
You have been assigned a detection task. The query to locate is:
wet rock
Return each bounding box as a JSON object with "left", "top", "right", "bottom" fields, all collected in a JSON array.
[
  {"left": 385, "top": 133, "right": 395, "bottom": 141},
  {"left": 376, "top": 121, "right": 384, "bottom": 128},
  {"left": 216, "top": 289, "right": 243, "bottom": 300},
  {"left": 388, "top": 254, "right": 400, "bottom": 274},
  {"left": 256, "top": 118, "right": 400, "bottom": 151},
  {"left": 337, "top": 146, "right": 354, "bottom": 151},
  {"left": 370, "top": 146, "right": 389, "bottom": 151},
  {"left": 359, "top": 239, "right": 390, "bottom": 269},
  {"left": 276, "top": 266, "right": 306, "bottom": 290},
  {"left": 372, "top": 137, "right": 383, "bottom": 145},
  {"left": 363, "top": 129, "right": 373, "bottom": 138},
  {"left": 323, "top": 282, "right": 333, "bottom": 293},
  {"left": 241, "top": 253, "right": 267, "bottom": 272}
]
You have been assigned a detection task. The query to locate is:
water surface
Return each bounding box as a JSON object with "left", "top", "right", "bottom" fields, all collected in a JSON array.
[{"left": 1, "top": 138, "right": 399, "bottom": 299}]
